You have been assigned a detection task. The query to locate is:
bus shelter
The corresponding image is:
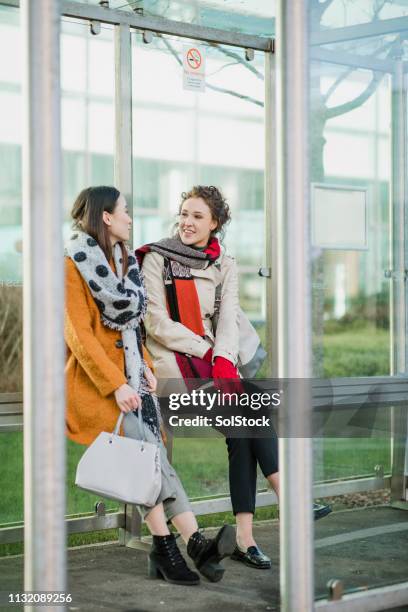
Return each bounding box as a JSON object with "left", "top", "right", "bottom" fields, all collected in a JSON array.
[{"left": 0, "top": 0, "right": 407, "bottom": 610}]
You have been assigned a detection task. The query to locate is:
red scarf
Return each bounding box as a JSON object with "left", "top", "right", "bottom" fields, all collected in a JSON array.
[{"left": 136, "top": 238, "right": 221, "bottom": 380}]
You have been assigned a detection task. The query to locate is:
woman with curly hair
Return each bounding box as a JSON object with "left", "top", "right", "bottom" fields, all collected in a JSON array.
[{"left": 137, "top": 185, "right": 282, "bottom": 569}]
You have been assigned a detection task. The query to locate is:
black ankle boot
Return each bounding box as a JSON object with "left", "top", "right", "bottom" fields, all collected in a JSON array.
[
  {"left": 148, "top": 534, "right": 200, "bottom": 586},
  {"left": 187, "top": 524, "right": 235, "bottom": 582}
]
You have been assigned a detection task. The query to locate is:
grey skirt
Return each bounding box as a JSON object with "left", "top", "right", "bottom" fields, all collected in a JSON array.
[{"left": 123, "top": 411, "right": 192, "bottom": 520}]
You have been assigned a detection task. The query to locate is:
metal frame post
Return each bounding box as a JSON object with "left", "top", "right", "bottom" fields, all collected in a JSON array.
[
  {"left": 390, "top": 60, "right": 407, "bottom": 376},
  {"left": 114, "top": 23, "right": 134, "bottom": 243},
  {"left": 21, "top": 0, "right": 66, "bottom": 606},
  {"left": 264, "top": 51, "right": 278, "bottom": 378},
  {"left": 390, "top": 61, "right": 408, "bottom": 505},
  {"left": 276, "top": 1, "right": 314, "bottom": 610},
  {"left": 114, "top": 22, "right": 143, "bottom": 547}
]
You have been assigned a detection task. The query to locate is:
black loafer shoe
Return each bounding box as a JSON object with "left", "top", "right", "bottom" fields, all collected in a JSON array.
[
  {"left": 231, "top": 545, "right": 271, "bottom": 569},
  {"left": 313, "top": 502, "right": 332, "bottom": 521}
]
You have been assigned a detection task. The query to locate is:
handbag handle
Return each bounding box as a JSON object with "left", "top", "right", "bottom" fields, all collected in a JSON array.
[{"left": 112, "top": 405, "right": 146, "bottom": 441}]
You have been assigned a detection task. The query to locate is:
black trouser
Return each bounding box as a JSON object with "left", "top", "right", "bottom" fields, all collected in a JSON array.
[{"left": 226, "top": 436, "right": 279, "bottom": 515}]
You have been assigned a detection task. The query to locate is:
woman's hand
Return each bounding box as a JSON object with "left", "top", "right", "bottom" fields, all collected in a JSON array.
[
  {"left": 114, "top": 384, "right": 142, "bottom": 413},
  {"left": 144, "top": 366, "right": 157, "bottom": 393},
  {"left": 212, "top": 356, "right": 243, "bottom": 395},
  {"left": 212, "top": 356, "right": 239, "bottom": 379}
]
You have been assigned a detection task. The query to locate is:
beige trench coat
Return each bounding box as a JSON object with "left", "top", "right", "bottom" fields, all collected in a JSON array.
[{"left": 142, "top": 249, "right": 240, "bottom": 380}]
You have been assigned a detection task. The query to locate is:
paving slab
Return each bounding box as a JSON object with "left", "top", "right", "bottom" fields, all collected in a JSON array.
[{"left": 0, "top": 506, "right": 407, "bottom": 611}]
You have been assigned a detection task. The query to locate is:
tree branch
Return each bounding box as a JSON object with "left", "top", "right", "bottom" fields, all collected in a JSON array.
[
  {"left": 211, "top": 45, "right": 264, "bottom": 80},
  {"left": 324, "top": 33, "right": 404, "bottom": 118},
  {"left": 323, "top": 67, "right": 354, "bottom": 103},
  {"left": 159, "top": 36, "right": 263, "bottom": 107},
  {"left": 322, "top": 36, "right": 393, "bottom": 106},
  {"left": 372, "top": 0, "right": 387, "bottom": 21},
  {"left": 311, "top": 0, "right": 338, "bottom": 27},
  {"left": 325, "top": 71, "right": 384, "bottom": 119},
  {"left": 160, "top": 35, "right": 182, "bottom": 66},
  {"left": 205, "top": 82, "right": 263, "bottom": 107},
  {"left": 207, "top": 60, "right": 242, "bottom": 76}
]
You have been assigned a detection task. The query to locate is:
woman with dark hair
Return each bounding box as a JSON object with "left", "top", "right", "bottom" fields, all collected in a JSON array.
[
  {"left": 64, "top": 185, "right": 235, "bottom": 586},
  {"left": 138, "top": 185, "right": 332, "bottom": 571}
]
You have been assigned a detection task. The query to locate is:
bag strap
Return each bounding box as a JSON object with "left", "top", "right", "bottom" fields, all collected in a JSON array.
[
  {"left": 162, "top": 256, "right": 181, "bottom": 322},
  {"left": 212, "top": 259, "right": 222, "bottom": 332},
  {"left": 112, "top": 407, "right": 147, "bottom": 441}
]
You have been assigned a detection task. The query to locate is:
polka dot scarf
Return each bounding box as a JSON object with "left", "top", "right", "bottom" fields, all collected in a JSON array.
[
  {"left": 66, "top": 231, "right": 147, "bottom": 330},
  {"left": 66, "top": 231, "right": 161, "bottom": 440}
]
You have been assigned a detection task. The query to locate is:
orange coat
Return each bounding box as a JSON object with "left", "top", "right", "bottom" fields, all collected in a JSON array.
[{"left": 64, "top": 257, "right": 153, "bottom": 446}]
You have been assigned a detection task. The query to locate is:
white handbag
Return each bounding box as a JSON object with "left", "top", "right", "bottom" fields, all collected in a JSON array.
[{"left": 75, "top": 409, "right": 162, "bottom": 507}]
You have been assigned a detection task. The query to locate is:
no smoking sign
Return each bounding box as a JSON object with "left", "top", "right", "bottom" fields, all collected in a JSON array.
[
  {"left": 186, "top": 48, "right": 202, "bottom": 70},
  {"left": 183, "top": 45, "right": 205, "bottom": 92}
]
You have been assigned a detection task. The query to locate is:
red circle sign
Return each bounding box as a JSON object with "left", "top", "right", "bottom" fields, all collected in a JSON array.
[{"left": 187, "top": 48, "right": 202, "bottom": 70}]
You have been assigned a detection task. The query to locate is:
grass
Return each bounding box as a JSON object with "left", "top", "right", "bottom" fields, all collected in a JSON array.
[
  {"left": 0, "top": 431, "right": 391, "bottom": 557},
  {"left": 256, "top": 322, "right": 389, "bottom": 378},
  {"left": 323, "top": 326, "right": 390, "bottom": 378},
  {"left": 321, "top": 438, "right": 391, "bottom": 480}
]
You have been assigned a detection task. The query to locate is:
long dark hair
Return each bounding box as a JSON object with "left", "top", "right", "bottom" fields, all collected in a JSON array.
[{"left": 71, "top": 186, "right": 129, "bottom": 273}]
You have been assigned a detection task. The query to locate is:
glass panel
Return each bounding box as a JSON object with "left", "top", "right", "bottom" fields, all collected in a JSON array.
[
  {"left": 172, "top": 437, "right": 229, "bottom": 499},
  {"left": 312, "top": 16, "right": 408, "bottom": 600},
  {"left": 0, "top": 10, "right": 119, "bottom": 541},
  {"left": 0, "top": 434, "right": 122, "bottom": 529},
  {"left": 321, "top": 437, "right": 392, "bottom": 481},
  {"left": 0, "top": 6, "right": 22, "bottom": 395},
  {"left": 60, "top": 18, "right": 118, "bottom": 515},
  {"left": 61, "top": 17, "right": 115, "bottom": 218},
  {"left": 311, "top": 64, "right": 392, "bottom": 379},
  {"left": 59, "top": 0, "right": 408, "bottom": 38},
  {"left": 318, "top": 33, "right": 408, "bottom": 61},
  {"left": 315, "top": 497, "right": 408, "bottom": 600},
  {"left": 132, "top": 32, "right": 265, "bottom": 498},
  {"left": 315, "top": 411, "right": 405, "bottom": 600},
  {"left": 0, "top": 432, "right": 23, "bottom": 526},
  {"left": 311, "top": 40, "right": 393, "bottom": 496},
  {"left": 314, "top": 0, "right": 408, "bottom": 30},
  {"left": 0, "top": 5, "right": 23, "bottom": 568}
]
